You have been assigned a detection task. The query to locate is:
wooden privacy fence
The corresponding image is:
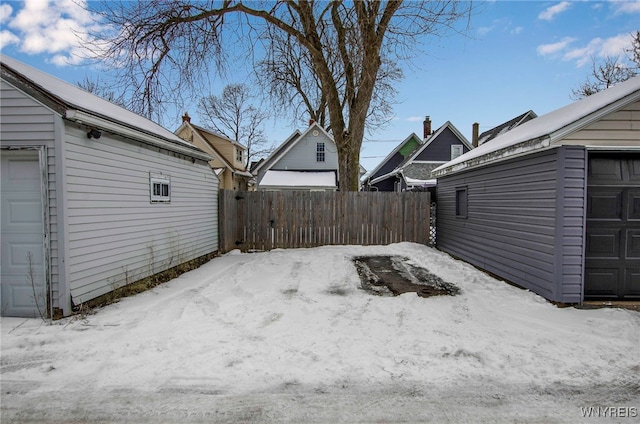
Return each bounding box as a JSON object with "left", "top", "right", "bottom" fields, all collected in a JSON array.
[{"left": 219, "top": 190, "right": 431, "bottom": 253}]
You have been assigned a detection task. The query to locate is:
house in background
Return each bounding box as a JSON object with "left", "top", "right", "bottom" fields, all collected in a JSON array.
[
  {"left": 1, "top": 55, "right": 220, "bottom": 318},
  {"left": 364, "top": 117, "right": 473, "bottom": 193},
  {"left": 253, "top": 121, "right": 340, "bottom": 191},
  {"left": 434, "top": 76, "right": 640, "bottom": 304},
  {"left": 175, "top": 114, "right": 253, "bottom": 191},
  {"left": 473, "top": 110, "right": 538, "bottom": 147},
  {"left": 362, "top": 132, "right": 423, "bottom": 191}
]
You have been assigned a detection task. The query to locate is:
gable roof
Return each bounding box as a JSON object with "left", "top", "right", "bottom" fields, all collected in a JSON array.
[
  {"left": 0, "top": 54, "right": 210, "bottom": 161},
  {"left": 253, "top": 121, "right": 332, "bottom": 174},
  {"left": 433, "top": 76, "right": 640, "bottom": 177},
  {"left": 477, "top": 110, "right": 537, "bottom": 146},
  {"left": 405, "top": 121, "right": 473, "bottom": 166},
  {"left": 175, "top": 121, "right": 251, "bottom": 177},
  {"left": 369, "top": 121, "right": 470, "bottom": 185},
  {"left": 364, "top": 132, "right": 423, "bottom": 182}
]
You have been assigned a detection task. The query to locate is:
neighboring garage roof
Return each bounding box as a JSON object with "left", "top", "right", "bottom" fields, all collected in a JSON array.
[
  {"left": 433, "top": 76, "right": 640, "bottom": 177},
  {"left": 1, "top": 54, "right": 211, "bottom": 161},
  {"left": 260, "top": 170, "right": 337, "bottom": 189}
]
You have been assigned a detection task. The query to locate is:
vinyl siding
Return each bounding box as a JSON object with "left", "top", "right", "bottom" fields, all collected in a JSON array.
[
  {"left": 63, "top": 123, "right": 219, "bottom": 305},
  {"left": 555, "top": 147, "right": 587, "bottom": 302},
  {"left": 0, "top": 79, "right": 61, "bottom": 309},
  {"left": 561, "top": 100, "right": 640, "bottom": 146},
  {"left": 437, "top": 147, "right": 587, "bottom": 302},
  {"left": 416, "top": 127, "right": 471, "bottom": 162},
  {"left": 272, "top": 131, "right": 338, "bottom": 171}
]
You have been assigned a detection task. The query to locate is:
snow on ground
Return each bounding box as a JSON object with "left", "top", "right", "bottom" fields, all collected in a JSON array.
[{"left": 2, "top": 243, "right": 639, "bottom": 423}]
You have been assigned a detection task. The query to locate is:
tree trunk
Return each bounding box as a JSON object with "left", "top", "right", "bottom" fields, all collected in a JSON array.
[{"left": 336, "top": 136, "right": 362, "bottom": 192}]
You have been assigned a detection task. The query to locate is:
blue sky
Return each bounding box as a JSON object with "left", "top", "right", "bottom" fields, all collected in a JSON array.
[{"left": 1, "top": 0, "right": 639, "bottom": 171}]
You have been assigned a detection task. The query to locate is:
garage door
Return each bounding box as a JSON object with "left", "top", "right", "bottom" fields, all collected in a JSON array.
[
  {"left": 585, "top": 153, "right": 640, "bottom": 300},
  {"left": 0, "top": 150, "right": 47, "bottom": 317}
]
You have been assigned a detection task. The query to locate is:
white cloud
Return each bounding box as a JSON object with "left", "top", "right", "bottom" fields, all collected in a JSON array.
[
  {"left": 538, "top": 33, "right": 636, "bottom": 67},
  {"left": 511, "top": 26, "right": 524, "bottom": 35},
  {"left": 538, "top": 1, "right": 572, "bottom": 21},
  {"left": 0, "top": 3, "right": 13, "bottom": 23},
  {"left": 478, "top": 26, "right": 494, "bottom": 37},
  {"left": 0, "top": 30, "right": 20, "bottom": 50},
  {"left": 4, "top": 0, "right": 107, "bottom": 65},
  {"left": 536, "top": 37, "right": 577, "bottom": 56},
  {"left": 611, "top": 0, "right": 640, "bottom": 14},
  {"left": 406, "top": 116, "right": 425, "bottom": 122}
]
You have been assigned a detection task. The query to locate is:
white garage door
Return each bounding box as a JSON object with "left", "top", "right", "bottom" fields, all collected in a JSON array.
[{"left": 1, "top": 150, "right": 46, "bottom": 317}]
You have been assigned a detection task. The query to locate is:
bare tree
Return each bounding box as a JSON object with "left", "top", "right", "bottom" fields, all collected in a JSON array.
[
  {"left": 77, "top": 76, "right": 127, "bottom": 107},
  {"left": 90, "top": 1, "right": 472, "bottom": 191},
  {"left": 572, "top": 31, "right": 640, "bottom": 99},
  {"left": 198, "top": 84, "right": 272, "bottom": 166}
]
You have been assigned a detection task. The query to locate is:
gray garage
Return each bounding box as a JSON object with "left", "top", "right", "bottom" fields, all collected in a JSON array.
[{"left": 433, "top": 77, "right": 640, "bottom": 303}]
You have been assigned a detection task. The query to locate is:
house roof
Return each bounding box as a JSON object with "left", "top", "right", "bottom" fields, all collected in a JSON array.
[
  {"left": 477, "top": 110, "right": 537, "bottom": 146},
  {"left": 190, "top": 123, "right": 247, "bottom": 151},
  {"left": 433, "top": 76, "right": 640, "bottom": 177},
  {"left": 254, "top": 121, "right": 337, "bottom": 176},
  {"left": 252, "top": 129, "right": 303, "bottom": 175},
  {"left": 175, "top": 121, "right": 251, "bottom": 176},
  {"left": 370, "top": 121, "right": 470, "bottom": 185},
  {"left": 259, "top": 170, "right": 337, "bottom": 189},
  {"left": 406, "top": 121, "right": 473, "bottom": 164},
  {"left": 0, "top": 54, "right": 211, "bottom": 161},
  {"left": 364, "top": 133, "right": 423, "bottom": 182}
]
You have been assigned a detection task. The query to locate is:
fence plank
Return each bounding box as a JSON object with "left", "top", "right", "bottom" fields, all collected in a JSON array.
[{"left": 218, "top": 190, "right": 430, "bottom": 252}]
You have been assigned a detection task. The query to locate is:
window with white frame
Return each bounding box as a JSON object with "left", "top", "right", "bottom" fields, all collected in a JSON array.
[
  {"left": 316, "top": 142, "right": 325, "bottom": 162},
  {"left": 150, "top": 174, "right": 171, "bottom": 203},
  {"left": 236, "top": 147, "right": 243, "bottom": 163},
  {"left": 451, "top": 145, "right": 463, "bottom": 160}
]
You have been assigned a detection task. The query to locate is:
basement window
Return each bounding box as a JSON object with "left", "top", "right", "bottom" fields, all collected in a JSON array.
[
  {"left": 455, "top": 187, "right": 467, "bottom": 218},
  {"left": 150, "top": 175, "right": 171, "bottom": 203}
]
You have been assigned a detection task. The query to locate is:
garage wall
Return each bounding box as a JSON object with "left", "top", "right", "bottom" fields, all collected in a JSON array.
[
  {"left": 0, "top": 79, "right": 61, "bottom": 311},
  {"left": 562, "top": 99, "right": 640, "bottom": 147},
  {"left": 63, "top": 124, "right": 219, "bottom": 305},
  {"left": 436, "top": 146, "right": 587, "bottom": 303}
]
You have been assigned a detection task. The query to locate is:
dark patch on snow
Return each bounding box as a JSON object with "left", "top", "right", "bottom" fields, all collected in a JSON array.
[{"left": 353, "top": 256, "right": 460, "bottom": 298}]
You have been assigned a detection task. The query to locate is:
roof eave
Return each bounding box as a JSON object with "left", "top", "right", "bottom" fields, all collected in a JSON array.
[
  {"left": 432, "top": 136, "right": 552, "bottom": 177},
  {"left": 65, "top": 109, "right": 212, "bottom": 161}
]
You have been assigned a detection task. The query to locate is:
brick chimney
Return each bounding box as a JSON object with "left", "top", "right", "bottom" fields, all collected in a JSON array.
[
  {"left": 309, "top": 119, "right": 315, "bottom": 126},
  {"left": 472, "top": 122, "right": 479, "bottom": 148},
  {"left": 182, "top": 112, "right": 191, "bottom": 123},
  {"left": 423, "top": 116, "right": 432, "bottom": 139}
]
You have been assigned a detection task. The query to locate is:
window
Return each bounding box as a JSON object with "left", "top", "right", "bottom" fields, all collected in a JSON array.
[
  {"left": 150, "top": 175, "right": 171, "bottom": 203},
  {"left": 451, "top": 145, "right": 463, "bottom": 160},
  {"left": 316, "top": 142, "right": 325, "bottom": 162},
  {"left": 236, "top": 147, "right": 243, "bottom": 163},
  {"left": 455, "top": 187, "right": 468, "bottom": 218}
]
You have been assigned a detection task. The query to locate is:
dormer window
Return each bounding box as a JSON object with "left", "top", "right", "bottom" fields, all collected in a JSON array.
[
  {"left": 316, "top": 142, "right": 325, "bottom": 162},
  {"left": 236, "top": 147, "right": 243, "bottom": 163}
]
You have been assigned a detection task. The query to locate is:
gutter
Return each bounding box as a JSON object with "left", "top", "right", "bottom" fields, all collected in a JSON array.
[
  {"left": 432, "top": 136, "right": 552, "bottom": 177},
  {"left": 65, "top": 109, "right": 213, "bottom": 162}
]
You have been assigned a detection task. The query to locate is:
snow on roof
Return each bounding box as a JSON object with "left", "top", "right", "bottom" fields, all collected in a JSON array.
[
  {"left": 433, "top": 76, "right": 640, "bottom": 176},
  {"left": 404, "top": 177, "right": 437, "bottom": 187},
  {"left": 0, "top": 54, "right": 196, "bottom": 151},
  {"left": 260, "top": 170, "right": 337, "bottom": 188}
]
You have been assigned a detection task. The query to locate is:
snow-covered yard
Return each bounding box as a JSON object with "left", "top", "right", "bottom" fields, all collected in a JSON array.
[{"left": 2, "top": 243, "right": 639, "bottom": 423}]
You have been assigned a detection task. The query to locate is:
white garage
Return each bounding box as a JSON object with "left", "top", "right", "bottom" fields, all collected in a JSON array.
[{"left": 1, "top": 55, "right": 220, "bottom": 318}]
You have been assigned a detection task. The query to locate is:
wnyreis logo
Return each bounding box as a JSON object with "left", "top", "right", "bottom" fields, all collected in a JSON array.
[{"left": 580, "top": 406, "right": 638, "bottom": 418}]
